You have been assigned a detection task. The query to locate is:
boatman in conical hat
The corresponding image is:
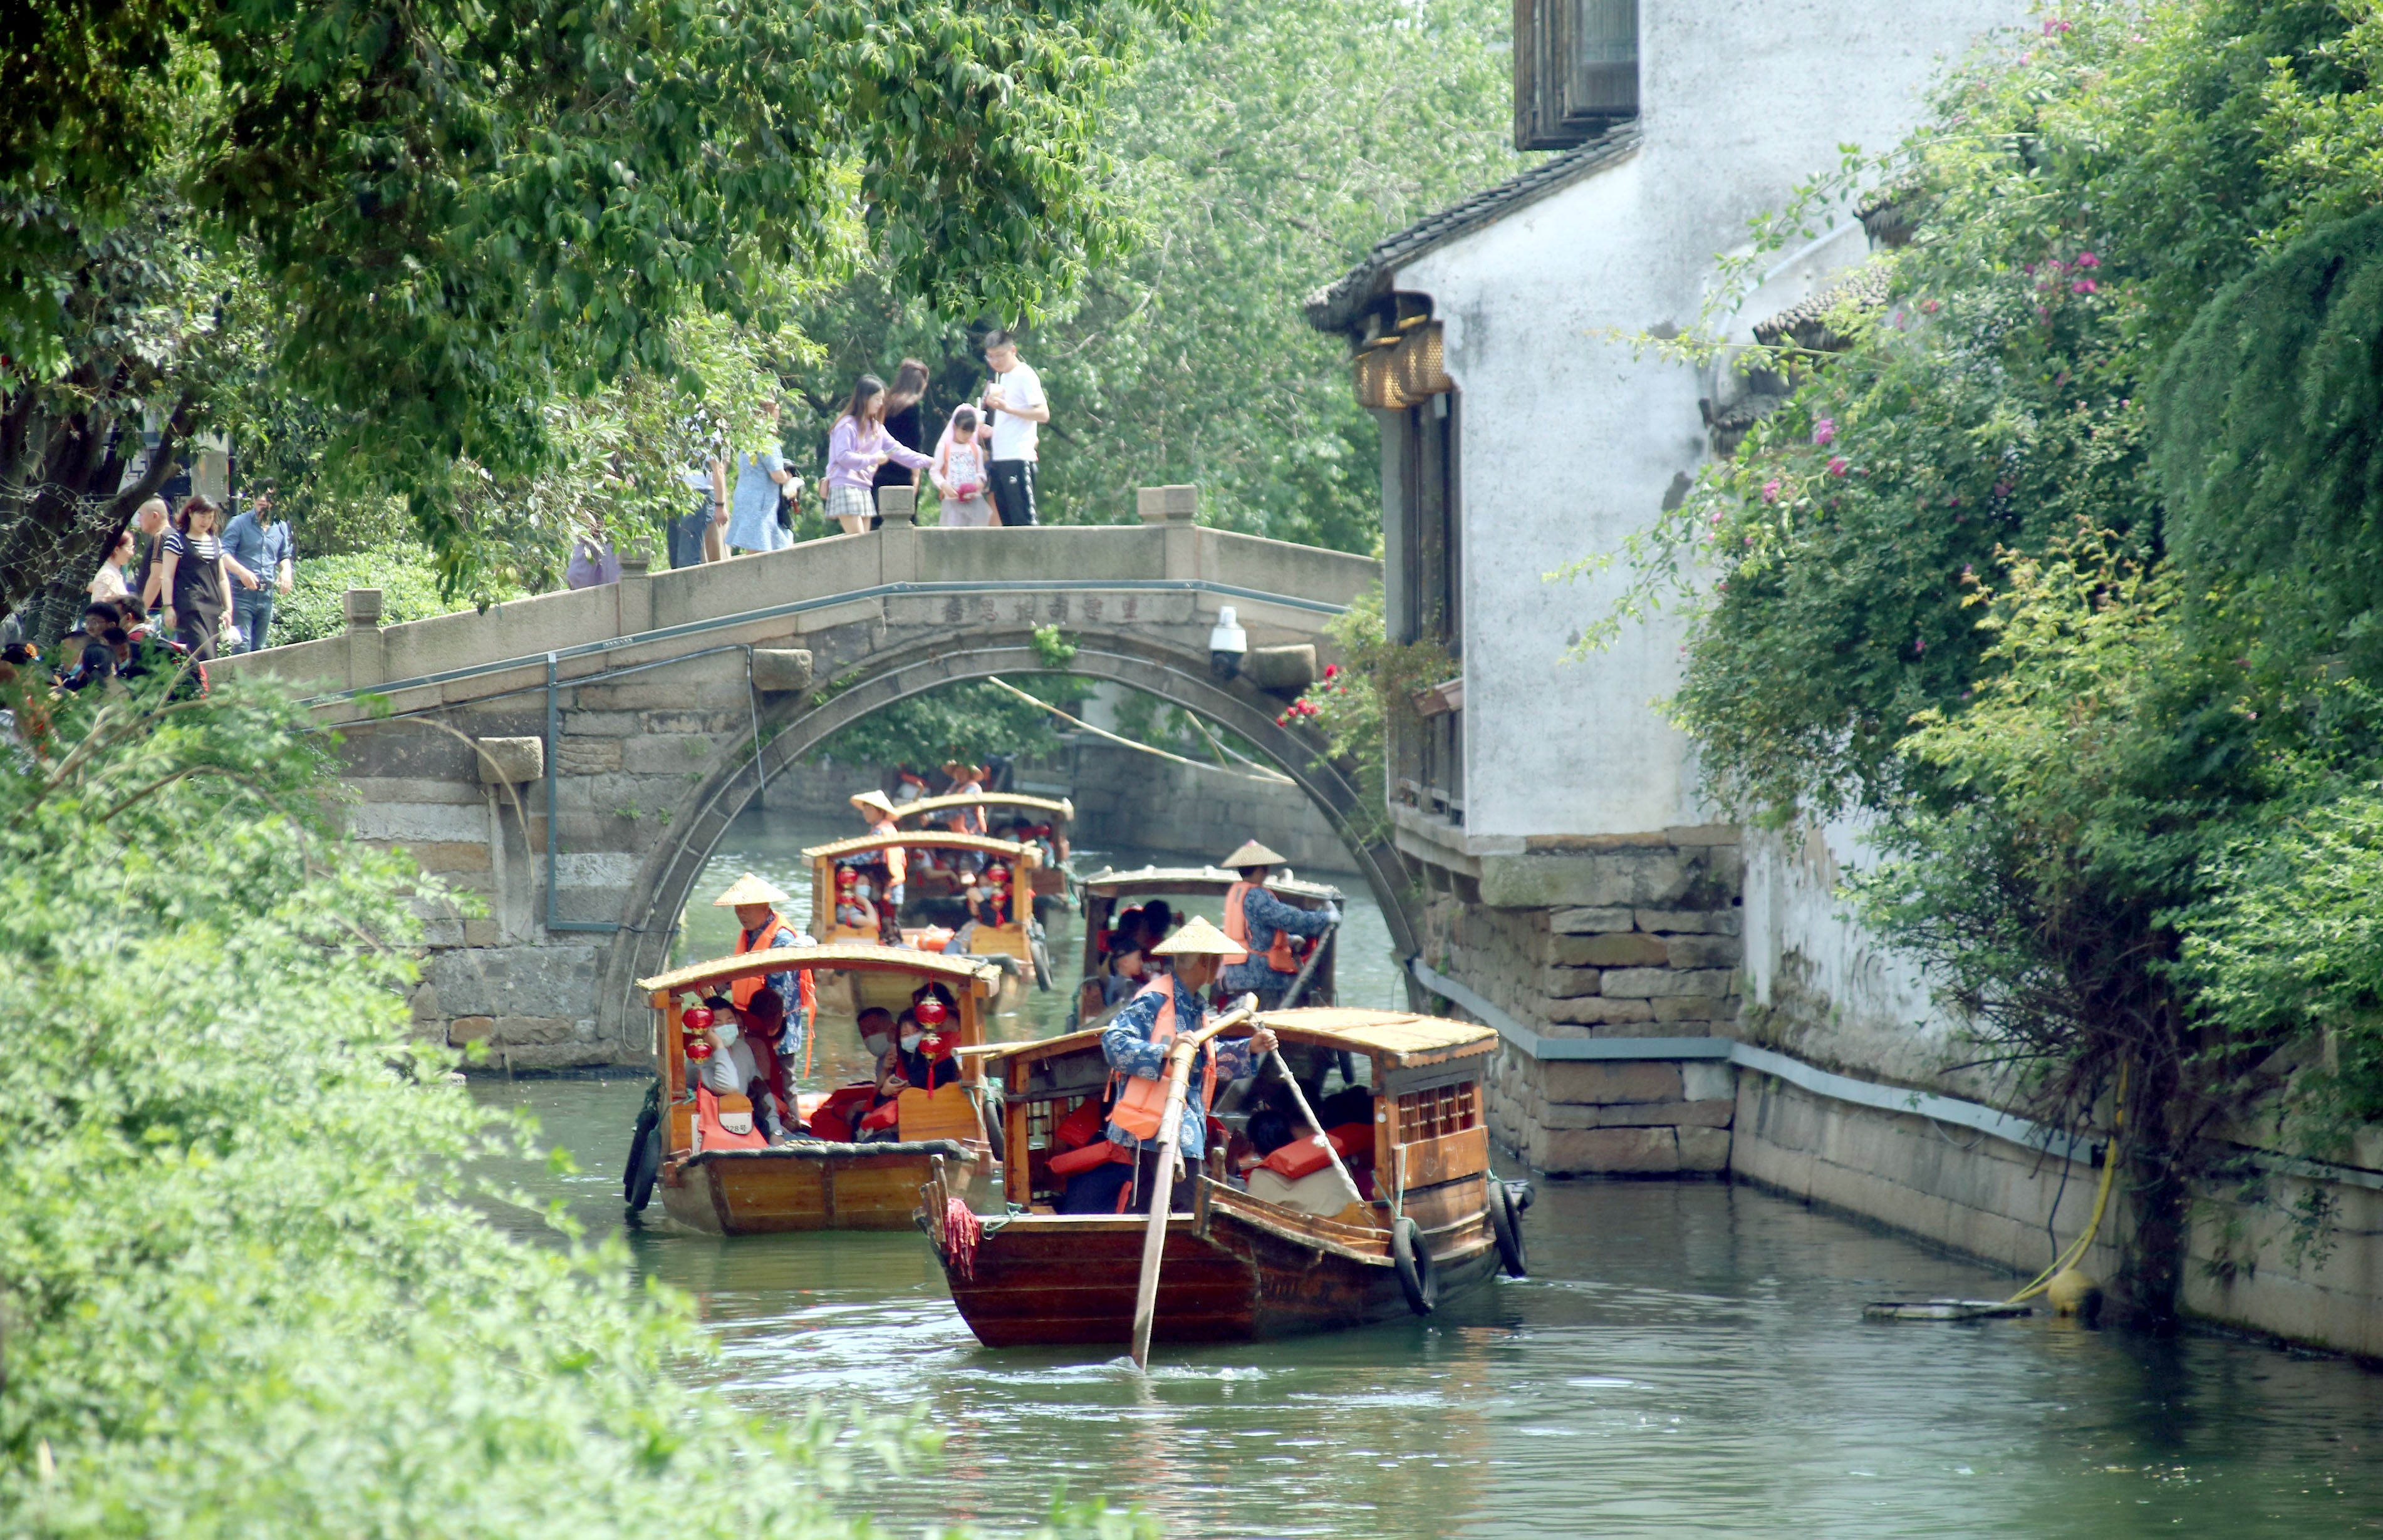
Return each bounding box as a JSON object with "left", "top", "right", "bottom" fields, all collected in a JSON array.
[
  {"left": 712, "top": 872, "right": 816, "bottom": 1060},
  {"left": 1217, "top": 839, "right": 1338, "bottom": 1011},
  {"left": 1098, "top": 916, "right": 1279, "bottom": 1214}
]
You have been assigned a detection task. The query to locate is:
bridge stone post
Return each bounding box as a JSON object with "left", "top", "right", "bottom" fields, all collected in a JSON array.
[
  {"left": 616, "top": 549, "right": 653, "bottom": 635},
  {"left": 877, "top": 485, "right": 918, "bottom": 583},
  {"left": 1138, "top": 485, "right": 1201, "bottom": 578},
  {"left": 343, "top": 587, "right": 385, "bottom": 689}
]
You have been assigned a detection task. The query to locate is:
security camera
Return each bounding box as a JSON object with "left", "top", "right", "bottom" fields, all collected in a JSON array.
[{"left": 1208, "top": 606, "right": 1248, "bottom": 681}]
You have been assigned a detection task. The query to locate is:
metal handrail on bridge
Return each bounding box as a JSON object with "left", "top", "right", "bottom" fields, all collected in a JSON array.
[{"left": 298, "top": 576, "right": 1351, "bottom": 710}]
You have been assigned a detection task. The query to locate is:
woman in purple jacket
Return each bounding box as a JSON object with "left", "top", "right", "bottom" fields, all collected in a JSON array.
[{"left": 825, "top": 375, "right": 933, "bottom": 534}]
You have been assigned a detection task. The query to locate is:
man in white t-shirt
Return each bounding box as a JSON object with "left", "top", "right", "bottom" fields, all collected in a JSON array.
[{"left": 978, "top": 329, "right": 1048, "bottom": 527}]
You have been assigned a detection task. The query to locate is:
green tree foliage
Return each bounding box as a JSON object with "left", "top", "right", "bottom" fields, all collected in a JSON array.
[
  {"left": 2153, "top": 205, "right": 2383, "bottom": 664},
  {"left": 0, "top": 661, "right": 1150, "bottom": 1537},
  {"left": 783, "top": 0, "right": 1528, "bottom": 549},
  {"left": 3, "top": 0, "right": 1181, "bottom": 624},
  {"left": 272, "top": 544, "right": 527, "bottom": 646}
]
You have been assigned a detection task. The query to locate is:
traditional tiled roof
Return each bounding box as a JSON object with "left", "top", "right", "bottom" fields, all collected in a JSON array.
[
  {"left": 1751, "top": 262, "right": 1891, "bottom": 354},
  {"left": 1304, "top": 126, "right": 1644, "bottom": 336}
]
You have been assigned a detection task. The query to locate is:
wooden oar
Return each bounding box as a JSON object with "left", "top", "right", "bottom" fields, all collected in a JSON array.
[
  {"left": 1128, "top": 995, "right": 1258, "bottom": 1370},
  {"left": 1279, "top": 920, "right": 1337, "bottom": 1011}
]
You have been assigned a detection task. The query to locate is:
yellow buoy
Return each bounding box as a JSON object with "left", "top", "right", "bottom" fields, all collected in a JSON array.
[{"left": 2045, "top": 1266, "right": 2100, "bottom": 1318}]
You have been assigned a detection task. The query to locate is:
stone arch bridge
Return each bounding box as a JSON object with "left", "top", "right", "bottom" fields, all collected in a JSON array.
[{"left": 223, "top": 492, "right": 1399, "bottom": 1065}]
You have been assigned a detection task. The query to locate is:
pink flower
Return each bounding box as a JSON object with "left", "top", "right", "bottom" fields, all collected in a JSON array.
[
  {"left": 1322, "top": 663, "right": 1339, "bottom": 679},
  {"left": 2021, "top": 49, "right": 2033, "bottom": 63},
  {"left": 1762, "top": 478, "right": 1783, "bottom": 504},
  {"left": 2048, "top": 258, "right": 2065, "bottom": 272},
  {"left": 1812, "top": 417, "right": 1836, "bottom": 447},
  {"left": 2075, "top": 251, "right": 2100, "bottom": 269},
  {"left": 1920, "top": 298, "right": 1941, "bottom": 314},
  {"left": 2072, "top": 277, "right": 2097, "bottom": 294},
  {"left": 1827, "top": 456, "right": 1850, "bottom": 477},
  {"left": 2038, "top": 306, "right": 2052, "bottom": 322},
  {"left": 1993, "top": 480, "right": 2013, "bottom": 498},
  {"left": 2043, "top": 17, "right": 2072, "bottom": 34}
]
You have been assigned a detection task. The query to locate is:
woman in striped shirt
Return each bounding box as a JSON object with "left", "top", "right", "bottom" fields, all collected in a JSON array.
[
  {"left": 824, "top": 375, "right": 932, "bottom": 534},
  {"left": 155, "top": 495, "right": 249, "bottom": 661}
]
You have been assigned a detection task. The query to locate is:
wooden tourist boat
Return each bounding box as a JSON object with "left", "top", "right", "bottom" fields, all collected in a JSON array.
[
  {"left": 1070, "top": 864, "right": 1342, "bottom": 1029},
  {"left": 918, "top": 1006, "right": 1527, "bottom": 1348},
  {"left": 893, "top": 792, "right": 1074, "bottom": 901},
  {"left": 626, "top": 943, "right": 1005, "bottom": 1235},
  {"left": 802, "top": 830, "right": 1052, "bottom": 1013}
]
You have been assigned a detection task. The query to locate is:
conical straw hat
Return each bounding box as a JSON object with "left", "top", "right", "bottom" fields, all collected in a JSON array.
[
  {"left": 712, "top": 872, "right": 789, "bottom": 907},
  {"left": 1149, "top": 914, "right": 1249, "bottom": 961},
  {"left": 1222, "top": 839, "right": 1287, "bottom": 869},
  {"left": 850, "top": 789, "right": 896, "bottom": 817}
]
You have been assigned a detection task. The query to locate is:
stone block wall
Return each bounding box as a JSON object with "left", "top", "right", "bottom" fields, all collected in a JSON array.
[
  {"left": 1066, "top": 741, "right": 1356, "bottom": 876},
  {"left": 1484, "top": 1050, "right": 1738, "bottom": 1176},
  {"left": 1416, "top": 828, "right": 1747, "bottom": 1175}
]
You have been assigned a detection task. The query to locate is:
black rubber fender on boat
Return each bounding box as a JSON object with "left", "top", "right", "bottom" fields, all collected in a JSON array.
[
  {"left": 623, "top": 1085, "right": 660, "bottom": 1204},
  {"left": 625, "top": 1124, "right": 662, "bottom": 1213},
  {"left": 1491, "top": 1181, "right": 1528, "bottom": 1277},
  {"left": 1391, "top": 1216, "right": 1437, "bottom": 1315},
  {"left": 978, "top": 1085, "right": 1008, "bottom": 1164}
]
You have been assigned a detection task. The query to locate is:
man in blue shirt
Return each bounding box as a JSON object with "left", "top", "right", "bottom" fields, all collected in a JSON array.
[
  {"left": 1099, "top": 916, "right": 1277, "bottom": 1214},
  {"left": 1216, "top": 839, "right": 1338, "bottom": 1009},
  {"left": 219, "top": 487, "right": 293, "bottom": 653}
]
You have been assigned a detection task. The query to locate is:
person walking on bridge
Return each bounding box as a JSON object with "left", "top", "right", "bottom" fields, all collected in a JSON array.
[
  {"left": 826, "top": 375, "right": 932, "bottom": 534},
  {"left": 1217, "top": 839, "right": 1337, "bottom": 1011}
]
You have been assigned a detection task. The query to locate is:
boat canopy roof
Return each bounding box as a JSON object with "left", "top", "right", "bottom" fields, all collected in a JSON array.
[
  {"left": 1077, "top": 864, "right": 1341, "bottom": 904},
  {"left": 973, "top": 1005, "right": 1492, "bottom": 1071},
  {"left": 895, "top": 792, "right": 1074, "bottom": 824},
  {"left": 640, "top": 942, "right": 1003, "bottom": 996},
  {"left": 802, "top": 831, "right": 1036, "bottom": 865}
]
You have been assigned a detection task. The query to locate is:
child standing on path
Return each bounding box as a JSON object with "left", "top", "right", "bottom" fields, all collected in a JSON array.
[
  {"left": 825, "top": 375, "right": 932, "bottom": 534},
  {"left": 930, "top": 406, "right": 996, "bottom": 527}
]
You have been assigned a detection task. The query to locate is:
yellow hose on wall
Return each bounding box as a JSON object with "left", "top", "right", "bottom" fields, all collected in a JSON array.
[{"left": 2002, "top": 1060, "right": 2128, "bottom": 1307}]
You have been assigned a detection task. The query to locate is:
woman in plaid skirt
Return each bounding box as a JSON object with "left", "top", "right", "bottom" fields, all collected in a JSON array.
[{"left": 825, "top": 375, "right": 934, "bottom": 533}]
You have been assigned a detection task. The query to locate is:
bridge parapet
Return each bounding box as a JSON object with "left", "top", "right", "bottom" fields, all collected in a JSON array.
[{"left": 214, "top": 512, "right": 1396, "bottom": 1067}]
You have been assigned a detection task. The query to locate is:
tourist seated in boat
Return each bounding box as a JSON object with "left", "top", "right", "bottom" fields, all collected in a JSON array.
[
  {"left": 714, "top": 872, "right": 815, "bottom": 1052},
  {"left": 1216, "top": 839, "right": 1337, "bottom": 1011},
  {"left": 848, "top": 788, "right": 907, "bottom": 916},
  {"left": 1098, "top": 916, "right": 1279, "bottom": 1214},
  {"left": 951, "top": 863, "right": 1014, "bottom": 953},
  {"left": 896, "top": 986, "right": 964, "bottom": 1093},
  {"left": 700, "top": 995, "right": 794, "bottom": 1142},
  {"left": 1097, "top": 902, "right": 1173, "bottom": 1007},
  {"left": 1234, "top": 1104, "right": 1368, "bottom": 1217},
  {"left": 833, "top": 867, "right": 880, "bottom": 933},
  {"left": 804, "top": 1007, "right": 900, "bottom": 1142}
]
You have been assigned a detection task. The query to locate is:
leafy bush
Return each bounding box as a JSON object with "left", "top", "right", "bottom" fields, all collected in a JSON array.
[
  {"left": 0, "top": 663, "right": 1145, "bottom": 1539},
  {"left": 275, "top": 543, "right": 524, "bottom": 645}
]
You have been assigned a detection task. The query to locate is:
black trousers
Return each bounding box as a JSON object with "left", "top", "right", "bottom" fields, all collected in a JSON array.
[
  {"left": 1122, "top": 1145, "right": 1198, "bottom": 1215},
  {"left": 989, "top": 459, "right": 1039, "bottom": 526}
]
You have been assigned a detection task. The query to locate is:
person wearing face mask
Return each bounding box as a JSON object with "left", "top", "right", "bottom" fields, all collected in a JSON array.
[{"left": 896, "top": 986, "right": 963, "bottom": 1093}]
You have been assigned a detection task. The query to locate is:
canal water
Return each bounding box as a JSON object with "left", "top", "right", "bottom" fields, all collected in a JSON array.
[{"left": 473, "top": 809, "right": 2383, "bottom": 1537}]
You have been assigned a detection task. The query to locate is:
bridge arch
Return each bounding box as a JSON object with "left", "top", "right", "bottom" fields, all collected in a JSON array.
[{"left": 596, "top": 623, "right": 1421, "bottom": 1046}]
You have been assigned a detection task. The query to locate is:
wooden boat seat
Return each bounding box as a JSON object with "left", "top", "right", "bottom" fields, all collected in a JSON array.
[{"left": 682, "top": 1137, "right": 975, "bottom": 1164}]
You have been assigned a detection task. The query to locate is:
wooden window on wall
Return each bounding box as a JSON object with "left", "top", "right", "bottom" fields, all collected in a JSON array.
[
  {"left": 1390, "top": 390, "right": 1465, "bottom": 823},
  {"left": 1514, "top": 0, "right": 1638, "bottom": 150},
  {"left": 1394, "top": 1083, "right": 1481, "bottom": 1144}
]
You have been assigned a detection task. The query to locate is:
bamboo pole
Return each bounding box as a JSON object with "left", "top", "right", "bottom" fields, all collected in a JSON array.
[{"left": 1128, "top": 996, "right": 1257, "bottom": 1370}]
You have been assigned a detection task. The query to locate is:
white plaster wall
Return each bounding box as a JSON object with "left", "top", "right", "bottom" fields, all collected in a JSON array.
[{"left": 1396, "top": 0, "right": 2025, "bottom": 842}]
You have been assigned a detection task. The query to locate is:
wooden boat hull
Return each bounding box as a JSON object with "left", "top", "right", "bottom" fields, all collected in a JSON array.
[
  {"left": 924, "top": 1182, "right": 1501, "bottom": 1346},
  {"left": 660, "top": 1141, "right": 982, "bottom": 1236}
]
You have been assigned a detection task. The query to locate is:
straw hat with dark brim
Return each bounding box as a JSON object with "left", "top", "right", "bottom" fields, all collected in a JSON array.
[
  {"left": 712, "top": 872, "right": 789, "bottom": 907},
  {"left": 1148, "top": 914, "right": 1249, "bottom": 962},
  {"left": 850, "top": 789, "right": 896, "bottom": 817},
  {"left": 1222, "top": 839, "right": 1287, "bottom": 870}
]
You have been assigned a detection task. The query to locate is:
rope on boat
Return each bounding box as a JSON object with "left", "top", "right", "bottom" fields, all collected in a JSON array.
[{"left": 942, "top": 1196, "right": 983, "bottom": 1280}]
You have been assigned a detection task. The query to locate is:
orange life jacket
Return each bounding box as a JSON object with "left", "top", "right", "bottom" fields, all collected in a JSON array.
[
  {"left": 694, "top": 1085, "right": 768, "bottom": 1150},
  {"left": 1223, "top": 882, "right": 1297, "bottom": 973},
  {"left": 1108, "top": 977, "right": 1217, "bottom": 1144},
  {"left": 732, "top": 911, "right": 818, "bottom": 1023},
  {"left": 870, "top": 818, "right": 908, "bottom": 884}
]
